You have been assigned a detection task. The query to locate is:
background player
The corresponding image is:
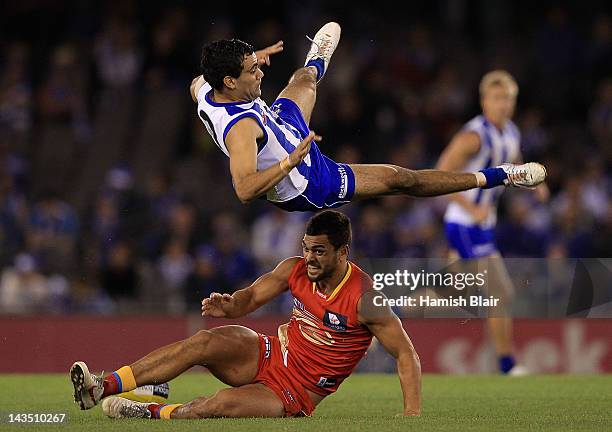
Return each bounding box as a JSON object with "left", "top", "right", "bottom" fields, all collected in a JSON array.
[
  {"left": 191, "top": 23, "right": 546, "bottom": 212},
  {"left": 70, "top": 210, "right": 422, "bottom": 419},
  {"left": 436, "top": 70, "right": 549, "bottom": 374}
]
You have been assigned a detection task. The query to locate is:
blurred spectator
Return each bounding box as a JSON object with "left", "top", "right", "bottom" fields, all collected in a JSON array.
[
  {"left": 0, "top": 253, "right": 48, "bottom": 313},
  {"left": 588, "top": 78, "right": 612, "bottom": 160},
  {"left": 353, "top": 205, "right": 395, "bottom": 258},
  {"left": 100, "top": 241, "right": 139, "bottom": 308},
  {"left": 184, "top": 245, "right": 224, "bottom": 313},
  {"left": 251, "top": 209, "right": 305, "bottom": 271},
  {"left": 156, "top": 238, "right": 193, "bottom": 313},
  {"left": 26, "top": 191, "right": 78, "bottom": 273},
  {"left": 37, "top": 44, "right": 89, "bottom": 137},
  {"left": 496, "top": 194, "right": 551, "bottom": 257},
  {"left": 94, "top": 19, "right": 143, "bottom": 87},
  {"left": 0, "top": 42, "right": 31, "bottom": 151}
]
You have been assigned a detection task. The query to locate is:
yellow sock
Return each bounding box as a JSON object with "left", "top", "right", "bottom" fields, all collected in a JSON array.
[
  {"left": 160, "top": 404, "right": 182, "bottom": 419},
  {"left": 114, "top": 366, "right": 137, "bottom": 393}
]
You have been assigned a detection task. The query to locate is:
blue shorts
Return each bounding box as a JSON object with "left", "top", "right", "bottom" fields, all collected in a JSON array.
[
  {"left": 269, "top": 98, "right": 355, "bottom": 212},
  {"left": 444, "top": 223, "right": 499, "bottom": 258}
]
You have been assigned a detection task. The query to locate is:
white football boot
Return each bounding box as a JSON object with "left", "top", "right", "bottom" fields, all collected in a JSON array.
[
  {"left": 508, "top": 364, "right": 530, "bottom": 376},
  {"left": 70, "top": 361, "right": 104, "bottom": 410},
  {"left": 498, "top": 162, "right": 547, "bottom": 188},
  {"left": 102, "top": 396, "right": 152, "bottom": 419},
  {"left": 304, "top": 22, "right": 342, "bottom": 81}
]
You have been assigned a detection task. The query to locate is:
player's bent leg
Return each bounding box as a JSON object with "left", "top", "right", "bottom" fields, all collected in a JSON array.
[
  {"left": 71, "top": 325, "right": 261, "bottom": 410},
  {"left": 171, "top": 384, "right": 285, "bottom": 419},
  {"left": 132, "top": 325, "right": 261, "bottom": 388},
  {"left": 276, "top": 67, "right": 318, "bottom": 125}
]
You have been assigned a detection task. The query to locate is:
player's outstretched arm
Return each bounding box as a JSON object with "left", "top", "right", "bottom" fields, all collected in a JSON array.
[
  {"left": 358, "top": 292, "right": 422, "bottom": 417},
  {"left": 201, "top": 257, "right": 299, "bottom": 318},
  {"left": 226, "top": 118, "right": 321, "bottom": 203}
]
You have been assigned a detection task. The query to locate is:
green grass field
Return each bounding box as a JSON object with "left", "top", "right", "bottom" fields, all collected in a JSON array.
[{"left": 1, "top": 373, "right": 611, "bottom": 431}]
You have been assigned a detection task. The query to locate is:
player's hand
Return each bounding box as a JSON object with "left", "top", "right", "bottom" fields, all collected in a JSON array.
[
  {"left": 469, "top": 204, "right": 490, "bottom": 224},
  {"left": 201, "top": 292, "right": 233, "bottom": 318},
  {"left": 287, "top": 131, "right": 322, "bottom": 168},
  {"left": 256, "top": 41, "right": 284, "bottom": 66}
]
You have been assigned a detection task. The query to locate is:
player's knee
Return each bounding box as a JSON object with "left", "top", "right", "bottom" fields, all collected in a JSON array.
[
  {"left": 290, "top": 67, "right": 317, "bottom": 88},
  {"left": 386, "top": 165, "right": 417, "bottom": 192},
  {"left": 185, "top": 330, "right": 213, "bottom": 351}
]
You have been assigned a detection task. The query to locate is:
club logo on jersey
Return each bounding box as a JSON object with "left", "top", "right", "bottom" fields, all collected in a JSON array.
[{"left": 323, "top": 310, "right": 347, "bottom": 332}]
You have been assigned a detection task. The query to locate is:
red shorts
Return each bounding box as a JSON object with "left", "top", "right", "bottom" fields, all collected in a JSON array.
[{"left": 252, "top": 334, "right": 316, "bottom": 417}]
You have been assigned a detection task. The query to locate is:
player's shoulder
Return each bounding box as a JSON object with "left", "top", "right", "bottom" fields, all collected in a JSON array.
[
  {"left": 191, "top": 76, "right": 209, "bottom": 103},
  {"left": 348, "top": 262, "right": 374, "bottom": 293},
  {"left": 461, "top": 115, "right": 486, "bottom": 136},
  {"left": 275, "top": 256, "right": 304, "bottom": 279},
  {"left": 451, "top": 128, "right": 481, "bottom": 154}
]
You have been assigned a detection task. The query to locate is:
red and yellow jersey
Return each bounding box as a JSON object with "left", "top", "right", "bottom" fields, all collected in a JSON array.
[{"left": 285, "top": 259, "right": 374, "bottom": 396}]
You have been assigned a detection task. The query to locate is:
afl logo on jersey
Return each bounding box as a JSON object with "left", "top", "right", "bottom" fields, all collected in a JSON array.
[{"left": 324, "top": 310, "right": 347, "bottom": 332}]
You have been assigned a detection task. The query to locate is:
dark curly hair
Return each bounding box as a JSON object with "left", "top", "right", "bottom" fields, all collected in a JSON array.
[
  {"left": 200, "top": 39, "right": 254, "bottom": 91},
  {"left": 306, "top": 210, "right": 352, "bottom": 250}
]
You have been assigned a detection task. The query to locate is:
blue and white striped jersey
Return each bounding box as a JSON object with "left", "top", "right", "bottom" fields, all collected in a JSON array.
[
  {"left": 444, "top": 115, "right": 521, "bottom": 228},
  {"left": 196, "top": 82, "right": 311, "bottom": 203}
]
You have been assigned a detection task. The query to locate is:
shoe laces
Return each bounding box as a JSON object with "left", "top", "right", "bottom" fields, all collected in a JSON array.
[
  {"left": 90, "top": 371, "right": 104, "bottom": 399},
  {"left": 306, "top": 33, "right": 333, "bottom": 58},
  {"left": 119, "top": 401, "right": 150, "bottom": 418},
  {"left": 508, "top": 167, "right": 528, "bottom": 184}
]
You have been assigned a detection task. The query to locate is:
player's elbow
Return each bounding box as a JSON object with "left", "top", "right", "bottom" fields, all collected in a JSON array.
[{"left": 234, "top": 184, "right": 257, "bottom": 204}]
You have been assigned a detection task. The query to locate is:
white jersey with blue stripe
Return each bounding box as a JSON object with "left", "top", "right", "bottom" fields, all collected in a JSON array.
[
  {"left": 444, "top": 115, "right": 521, "bottom": 228},
  {"left": 196, "top": 82, "right": 310, "bottom": 202}
]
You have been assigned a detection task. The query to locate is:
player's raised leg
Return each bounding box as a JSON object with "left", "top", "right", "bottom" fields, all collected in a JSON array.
[
  {"left": 349, "top": 162, "right": 546, "bottom": 199},
  {"left": 276, "top": 22, "right": 341, "bottom": 124},
  {"left": 70, "top": 325, "right": 261, "bottom": 410},
  {"left": 102, "top": 384, "right": 285, "bottom": 419}
]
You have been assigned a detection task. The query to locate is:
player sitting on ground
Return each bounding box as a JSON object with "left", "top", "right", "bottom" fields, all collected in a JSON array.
[
  {"left": 190, "top": 22, "right": 546, "bottom": 212},
  {"left": 70, "top": 210, "right": 422, "bottom": 418}
]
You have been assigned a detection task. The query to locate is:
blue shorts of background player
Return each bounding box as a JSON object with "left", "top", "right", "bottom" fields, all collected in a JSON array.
[
  {"left": 269, "top": 98, "right": 355, "bottom": 213},
  {"left": 444, "top": 222, "right": 499, "bottom": 258}
]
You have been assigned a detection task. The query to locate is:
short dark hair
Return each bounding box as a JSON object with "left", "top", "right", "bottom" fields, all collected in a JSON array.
[
  {"left": 200, "top": 39, "right": 254, "bottom": 91},
  {"left": 305, "top": 210, "right": 352, "bottom": 250}
]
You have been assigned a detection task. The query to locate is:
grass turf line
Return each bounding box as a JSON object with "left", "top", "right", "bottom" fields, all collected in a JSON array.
[{"left": 0, "top": 373, "right": 610, "bottom": 431}]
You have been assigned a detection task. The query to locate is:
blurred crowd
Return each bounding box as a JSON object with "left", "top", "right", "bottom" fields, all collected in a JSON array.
[{"left": 0, "top": 1, "right": 610, "bottom": 315}]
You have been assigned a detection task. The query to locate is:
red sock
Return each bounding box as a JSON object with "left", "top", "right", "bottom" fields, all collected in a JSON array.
[
  {"left": 102, "top": 374, "right": 120, "bottom": 399},
  {"left": 147, "top": 404, "right": 163, "bottom": 419}
]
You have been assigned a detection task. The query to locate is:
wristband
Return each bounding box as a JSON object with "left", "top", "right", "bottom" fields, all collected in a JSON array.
[{"left": 279, "top": 158, "right": 291, "bottom": 174}]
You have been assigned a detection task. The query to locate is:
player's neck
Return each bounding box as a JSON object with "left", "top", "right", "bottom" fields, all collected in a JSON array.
[
  {"left": 316, "top": 261, "right": 350, "bottom": 295},
  {"left": 484, "top": 115, "right": 507, "bottom": 132}
]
